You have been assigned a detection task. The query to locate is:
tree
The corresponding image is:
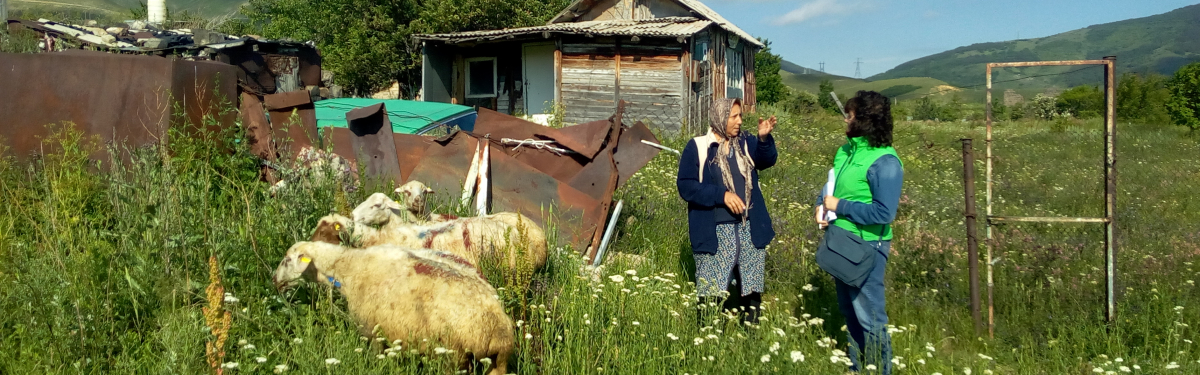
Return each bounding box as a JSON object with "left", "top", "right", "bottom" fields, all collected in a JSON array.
[
  {"left": 1167, "top": 62, "right": 1200, "bottom": 131},
  {"left": 786, "top": 89, "right": 819, "bottom": 114},
  {"left": 1117, "top": 72, "right": 1170, "bottom": 124},
  {"left": 1030, "top": 94, "right": 1061, "bottom": 120},
  {"left": 225, "top": 0, "right": 568, "bottom": 96},
  {"left": 753, "top": 38, "right": 786, "bottom": 105},
  {"left": 1056, "top": 85, "right": 1104, "bottom": 118},
  {"left": 912, "top": 96, "right": 940, "bottom": 121},
  {"left": 818, "top": 79, "right": 840, "bottom": 115}
]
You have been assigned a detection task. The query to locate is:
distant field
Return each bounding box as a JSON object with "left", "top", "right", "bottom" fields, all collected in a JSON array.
[{"left": 780, "top": 70, "right": 865, "bottom": 94}]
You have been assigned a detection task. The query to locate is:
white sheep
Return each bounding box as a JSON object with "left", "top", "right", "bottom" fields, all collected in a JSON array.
[
  {"left": 272, "top": 241, "right": 512, "bottom": 375},
  {"left": 311, "top": 213, "right": 546, "bottom": 271}
]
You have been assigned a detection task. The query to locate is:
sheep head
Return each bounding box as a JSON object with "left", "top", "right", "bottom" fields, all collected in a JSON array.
[
  {"left": 272, "top": 241, "right": 344, "bottom": 291},
  {"left": 394, "top": 180, "right": 435, "bottom": 218},
  {"left": 352, "top": 193, "right": 404, "bottom": 226},
  {"left": 311, "top": 214, "right": 353, "bottom": 245}
]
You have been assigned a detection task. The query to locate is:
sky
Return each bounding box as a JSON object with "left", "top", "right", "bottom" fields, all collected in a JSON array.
[{"left": 702, "top": 0, "right": 1200, "bottom": 78}]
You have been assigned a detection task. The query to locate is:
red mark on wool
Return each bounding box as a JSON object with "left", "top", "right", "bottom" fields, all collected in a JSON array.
[
  {"left": 462, "top": 227, "right": 472, "bottom": 250},
  {"left": 414, "top": 263, "right": 436, "bottom": 275}
]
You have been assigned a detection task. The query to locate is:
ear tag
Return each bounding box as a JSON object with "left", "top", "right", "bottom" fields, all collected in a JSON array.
[
  {"left": 334, "top": 223, "right": 341, "bottom": 231},
  {"left": 300, "top": 256, "right": 311, "bottom": 263}
]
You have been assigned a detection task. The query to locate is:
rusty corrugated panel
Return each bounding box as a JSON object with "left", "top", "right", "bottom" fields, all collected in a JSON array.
[
  {"left": 490, "top": 145, "right": 604, "bottom": 249},
  {"left": 393, "top": 133, "right": 433, "bottom": 182},
  {"left": 172, "top": 59, "right": 240, "bottom": 134},
  {"left": 240, "top": 92, "right": 275, "bottom": 182},
  {"left": 326, "top": 126, "right": 357, "bottom": 165},
  {"left": 556, "top": 119, "right": 614, "bottom": 159},
  {"left": 346, "top": 103, "right": 403, "bottom": 184},
  {"left": 0, "top": 51, "right": 236, "bottom": 161},
  {"left": 264, "top": 90, "right": 319, "bottom": 152},
  {"left": 612, "top": 121, "right": 661, "bottom": 188}
]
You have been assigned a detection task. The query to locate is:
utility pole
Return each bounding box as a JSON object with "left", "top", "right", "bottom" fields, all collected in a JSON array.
[{"left": 855, "top": 58, "right": 862, "bottom": 79}]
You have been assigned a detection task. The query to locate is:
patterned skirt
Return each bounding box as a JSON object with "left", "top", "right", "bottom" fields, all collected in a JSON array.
[{"left": 694, "top": 221, "right": 765, "bottom": 297}]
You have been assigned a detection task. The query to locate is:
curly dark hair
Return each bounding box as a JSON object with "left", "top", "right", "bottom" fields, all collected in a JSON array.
[{"left": 845, "top": 90, "right": 893, "bottom": 147}]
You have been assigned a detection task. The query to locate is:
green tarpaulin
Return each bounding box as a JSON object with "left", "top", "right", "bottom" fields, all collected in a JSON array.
[{"left": 314, "top": 98, "right": 476, "bottom": 134}]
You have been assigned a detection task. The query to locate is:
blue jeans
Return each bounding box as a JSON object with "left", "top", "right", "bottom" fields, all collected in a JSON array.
[{"left": 835, "top": 241, "right": 892, "bottom": 374}]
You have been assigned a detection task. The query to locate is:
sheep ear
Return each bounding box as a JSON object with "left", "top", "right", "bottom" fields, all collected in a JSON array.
[{"left": 424, "top": 187, "right": 434, "bottom": 194}]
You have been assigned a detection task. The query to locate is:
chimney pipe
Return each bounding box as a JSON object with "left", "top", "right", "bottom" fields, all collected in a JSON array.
[{"left": 147, "top": 0, "right": 166, "bottom": 25}]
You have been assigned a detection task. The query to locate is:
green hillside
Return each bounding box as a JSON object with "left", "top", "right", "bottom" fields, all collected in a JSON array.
[
  {"left": 837, "top": 77, "right": 959, "bottom": 101},
  {"left": 870, "top": 3, "right": 1200, "bottom": 89},
  {"left": 779, "top": 60, "right": 865, "bottom": 93},
  {"left": 9, "top": 0, "right": 245, "bottom": 18}
]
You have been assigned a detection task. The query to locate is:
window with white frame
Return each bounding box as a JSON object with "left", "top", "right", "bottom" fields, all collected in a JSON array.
[
  {"left": 466, "top": 57, "right": 497, "bottom": 98},
  {"left": 725, "top": 46, "right": 744, "bottom": 99}
]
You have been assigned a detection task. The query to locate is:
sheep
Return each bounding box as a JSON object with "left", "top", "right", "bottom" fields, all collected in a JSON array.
[
  {"left": 272, "top": 241, "right": 512, "bottom": 375},
  {"left": 393, "top": 180, "right": 445, "bottom": 222},
  {"left": 344, "top": 191, "right": 548, "bottom": 270},
  {"left": 311, "top": 213, "right": 547, "bottom": 271},
  {"left": 269, "top": 146, "right": 356, "bottom": 196}
]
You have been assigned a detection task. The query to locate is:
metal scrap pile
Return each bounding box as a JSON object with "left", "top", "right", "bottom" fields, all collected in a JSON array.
[{"left": 295, "top": 101, "right": 663, "bottom": 259}]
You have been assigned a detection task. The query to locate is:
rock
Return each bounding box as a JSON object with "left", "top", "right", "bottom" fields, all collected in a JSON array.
[
  {"left": 106, "top": 27, "right": 126, "bottom": 35},
  {"left": 127, "top": 20, "right": 147, "bottom": 30}
]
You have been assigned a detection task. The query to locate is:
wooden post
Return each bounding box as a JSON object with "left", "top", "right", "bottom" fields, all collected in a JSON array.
[
  {"left": 614, "top": 39, "right": 622, "bottom": 115},
  {"left": 554, "top": 40, "right": 563, "bottom": 106}
]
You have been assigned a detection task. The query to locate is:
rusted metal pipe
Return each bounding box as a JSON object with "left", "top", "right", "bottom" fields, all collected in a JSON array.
[
  {"left": 592, "top": 199, "right": 624, "bottom": 267},
  {"left": 962, "top": 139, "right": 982, "bottom": 335},
  {"left": 988, "top": 216, "right": 1109, "bottom": 223},
  {"left": 988, "top": 60, "right": 1110, "bottom": 68},
  {"left": 1103, "top": 56, "right": 1118, "bottom": 323},
  {"left": 985, "top": 64, "right": 995, "bottom": 339}
]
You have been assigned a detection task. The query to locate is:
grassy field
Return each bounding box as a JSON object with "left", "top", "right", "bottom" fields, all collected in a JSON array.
[{"left": 0, "top": 106, "right": 1197, "bottom": 374}]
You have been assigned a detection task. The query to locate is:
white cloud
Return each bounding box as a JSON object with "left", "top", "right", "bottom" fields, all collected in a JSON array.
[{"left": 772, "top": 0, "right": 862, "bottom": 26}]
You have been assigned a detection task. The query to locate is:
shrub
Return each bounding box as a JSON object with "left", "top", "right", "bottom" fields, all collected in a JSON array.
[
  {"left": 1030, "top": 93, "right": 1062, "bottom": 120},
  {"left": 1117, "top": 72, "right": 1170, "bottom": 124},
  {"left": 1166, "top": 62, "right": 1200, "bottom": 131},
  {"left": 1056, "top": 85, "right": 1104, "bottom": 118}
]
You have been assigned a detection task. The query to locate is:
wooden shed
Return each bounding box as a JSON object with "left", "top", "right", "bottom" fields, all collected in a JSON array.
[{"left": 415, "top": 0, "right": 763, "bottom": 135}]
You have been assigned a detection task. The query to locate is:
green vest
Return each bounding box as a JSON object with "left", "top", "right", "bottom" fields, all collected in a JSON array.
[{"left": 831, "top": 137, "right": 901, "bottom": 241}]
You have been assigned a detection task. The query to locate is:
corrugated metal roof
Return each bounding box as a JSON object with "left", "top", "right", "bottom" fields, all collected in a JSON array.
[
  {"left": 416, "top": 17, "right": 712, "bottom": 43},
  {"left": 546, "top": 0, "right": 763, "bottom": 48}
]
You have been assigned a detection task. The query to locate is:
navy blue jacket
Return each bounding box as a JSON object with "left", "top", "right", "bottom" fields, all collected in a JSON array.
[{"left": 677, "top": 132, "right": 777, "bottom": 254}]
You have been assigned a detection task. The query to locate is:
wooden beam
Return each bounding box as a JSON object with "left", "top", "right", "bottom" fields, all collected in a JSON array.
[{"left": 554, "top": 40, "right": 563, "bottom": 105}]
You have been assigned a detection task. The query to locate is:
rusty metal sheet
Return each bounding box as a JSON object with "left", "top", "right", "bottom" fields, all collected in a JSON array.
[
  {"left": 173, "top": 59, "right": 240, "bottom": 134},
  {"left": 406, "top": 132, "right": 478, "bottom": 199},
  {"left": 612, "top": 121, "right": 661, "bottom": 188},
  {"left": 265, "top": 91, "right": 319, "bottom": 152},
  {"left": 0, "top": 50, "right": 236, "bottom": 161},
  {"left": 555, "top": 119, "right": 612, "bottom": 159},
  {"left": 325, "top": 126, "right": 357, "bottom": 166},
  {"left": 393, "top": 133, "right": 434, "bottom": 182},
  {"left": 346, "top": 103, "right": 404, "bottom": 185},
  {"left": 473, "top": 108, "right": 598, "bottom": 158},
  {"left": 296, "top": 47, "right": 323, "bottom": 86},
  {"left": 240, "top": 92, "right": 275, "bottom": 182},
  {"left": 578, "top": 143, "right": 620, "bottom": 262},
  {"left": 491, "top": 146, "right": 603, "bottom": 249},
  {"left": 496, "top": 142, "right": 588, "bottom": 183}
]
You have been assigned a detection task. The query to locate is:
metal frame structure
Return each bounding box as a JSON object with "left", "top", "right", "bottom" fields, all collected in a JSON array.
[{"left": 984, "top": 57, "right": 1117, "bottom": 337}]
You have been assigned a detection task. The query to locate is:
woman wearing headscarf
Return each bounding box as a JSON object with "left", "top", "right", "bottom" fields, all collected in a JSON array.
[
  {"left": 817, "top": 90, "right": 903, "bottom": 375},
  {"left": 677, "top": 98, "right": 777, "bottom": 325}
]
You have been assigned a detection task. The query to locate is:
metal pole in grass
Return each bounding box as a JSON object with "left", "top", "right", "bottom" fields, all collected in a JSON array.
[
  {"left": 1103, "top": 56, "right": 1118, "bottom": 323},
  {"left": 962, "top": 138, "right": 982, "bottom": 335},
  {"left": 592, "top": 199, "right": 624, "bottom": 267},
  {"left": 985, "top": 65, "right": 995, "bottom": 339}
]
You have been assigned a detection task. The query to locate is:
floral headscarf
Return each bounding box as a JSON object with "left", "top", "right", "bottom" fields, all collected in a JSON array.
[{"left": 709, "top": 98, "right": 754, "bottom": 218}]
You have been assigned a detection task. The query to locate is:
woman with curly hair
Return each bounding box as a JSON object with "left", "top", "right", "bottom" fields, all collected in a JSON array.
[
  {"left": 818, "top": 90, "right": 904, "bottom": 374},
  {"left": 677, "top": 98, "right": 777, "bottom": 326}
]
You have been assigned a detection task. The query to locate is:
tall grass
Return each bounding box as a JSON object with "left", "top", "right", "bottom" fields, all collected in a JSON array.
[{"left": 0, "top": 107, "right": 1196, "bottom": 374}]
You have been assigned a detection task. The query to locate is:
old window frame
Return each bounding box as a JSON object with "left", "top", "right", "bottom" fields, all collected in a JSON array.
[{"left": 465, "top": 57, "right": 498, "bottom": 98}]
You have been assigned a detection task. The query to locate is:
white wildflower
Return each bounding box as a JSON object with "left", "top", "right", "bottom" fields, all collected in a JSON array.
[
  {"left": 918, "top": 359, "right": 926, "bottom": 365},
  {"left": 761, "top": 354, "right": 770, "bottom": 363},
  {"left": 867, "top": 365, "right": 877, "bottom": 371},
  {"left": 694, "top": 337, "right": 704, "bottom": 345},
  {"left": 964, "top": 367, "right": 972, "bottom": 375},
  {"left": 354, "top": 348, "right": 363, "bottom": 353},
  {"left": 978, "top": 353, "right": 993, "bottom": 361},
  {"left": 273, "top": 364, "right": 288, "bottom": 373},
  {"left": 1119, "top": 366, "right": 1131, "bottom": 373},
  {"left": 773, "top": 327, "right": 786, "bottom": 337},
  {"left": 802, "top": 284, "right": 816, "bottom": 292},
  {"left": 769, "top": 341, "right": 780, "bottom": 353},
  {"left": 221, "top": 362, "right": 239, "bottom": 369},
  {"left": 292, "top": 338, "right": 303, "bottom": 344},
  {"left": 224, "top": 293, "right": 239, "bottom": 303},
  {"left": 632, "top": 321, "right": 640, "bottom": 326},
  {"left": 1093, "top": 369, "right": 1104, "bottom": 374},
  {"left": 237, "top": 339, "right": 248, "bottom": 346},
  {"left": 255, "top": 357, "right": 267, "bottom": 363},
  {"left": 667, "top": 333, "right": 679, "bottom": 340},
  {"left": 377, "top": 354, "right": 386, "bottom": 359},
  {"left": 242, "top": 344, "right": 255, "bottom": 351},
  {"left": 1115, "top": 358, "right": 1124, "bottom": 363},
  {"left": 790, "top": 351, "right": 805, "bottom": 362},
  {"left": 1166, "top": 362, "right": 1180, "bottom": 369},
  {"left": 625, "top": 270, "right": 637, "bottom": 276},
  {"left": 324, "top": 358, "right": 340, "bottom": 366},
  {"left": 609, "top": 275, "right": 625, "bottom": 283},
  {"left": 525, "top": 333, "right": 533, "bottom": 339}
]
